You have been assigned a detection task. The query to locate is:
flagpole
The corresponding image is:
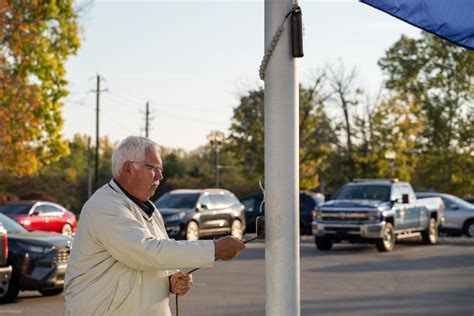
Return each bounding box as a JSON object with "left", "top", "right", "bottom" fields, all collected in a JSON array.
[{"left": 264, "top": 0, "right": 300, "bottom": 314}]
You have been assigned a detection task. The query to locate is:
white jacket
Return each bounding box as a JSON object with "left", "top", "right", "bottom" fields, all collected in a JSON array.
[{"left": 64, "top": 180, "right": 215, "bottom": 315}]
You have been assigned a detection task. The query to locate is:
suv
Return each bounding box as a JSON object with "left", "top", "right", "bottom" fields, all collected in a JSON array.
[
  {"left": 155, "top": 189, "right": 246, "bottom": 241},
  {"left": 313, "top": 179, "right": 444, "bottom": 252},
  {"left": 240, "top": 191, "right": 325, "bottom": 235}
]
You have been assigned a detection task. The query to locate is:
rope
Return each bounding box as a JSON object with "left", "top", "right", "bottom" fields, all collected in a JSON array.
[{"left": 259, "top": 5, "right": 300, "bottom": 81}]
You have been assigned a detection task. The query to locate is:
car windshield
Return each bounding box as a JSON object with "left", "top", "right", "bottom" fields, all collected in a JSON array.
[
  {"left": 334, "top": 185, "right": 391, "bottom": 201},
  {"left": 0, "top": 203, "right": 32, "bottom": 215},
  {"left": 155, "top": 193, "right": 200, "bottom": 209},
  {"left": 0, "top": 214, "right": 28, "bottom": 233}
]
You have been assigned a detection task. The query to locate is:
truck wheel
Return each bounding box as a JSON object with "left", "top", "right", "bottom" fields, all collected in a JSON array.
[
  {"left": 422, "top": 218, "right": 438, "bottom": 245},
  {"left": 463, "top": 220, "right": 474, "bottom": 237},
  {"left": 0, "top": 273, "right": 19, "bottom": 304},
  {"left": 376, "top": 223, "right": 395, "bottom": 252},
  {"left": 315, "top": 237, "right": 333, "bottom": 251}
]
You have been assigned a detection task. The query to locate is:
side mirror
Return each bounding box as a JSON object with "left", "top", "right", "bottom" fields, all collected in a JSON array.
[
  {"left": 199, "top": 204, "right": 208, "bottom": 210},
  {"left": 31, "top": 210, "right": 40, "bottom": 216},
  {"left": 402, "top": 194, "right": 409, "bottom": 204},
  {"left": 324, "top": 193, "right": 332, "bottom": 201},
  {"left": 449, "top": 204, "right": 459, "bottom": 210}
]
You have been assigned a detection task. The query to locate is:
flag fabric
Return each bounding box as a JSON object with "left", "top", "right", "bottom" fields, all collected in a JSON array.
[{"left": 360, "top": 0, "right": 474, "bottom": 50}]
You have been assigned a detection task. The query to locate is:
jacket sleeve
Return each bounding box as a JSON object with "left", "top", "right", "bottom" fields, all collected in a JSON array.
[{"left": 87, "top": 197, "right": 215, "bottom": 271}]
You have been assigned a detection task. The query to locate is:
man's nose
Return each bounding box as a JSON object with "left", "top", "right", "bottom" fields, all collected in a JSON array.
[{"left": 155, "top": 171, "right": 163, "bottom": 181}]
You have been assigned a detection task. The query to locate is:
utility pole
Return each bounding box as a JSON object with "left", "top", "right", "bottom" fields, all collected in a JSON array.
[
  {"left": 92, "top": 74, "right": 108, "bottom": 191},
  {"left": 94, "top": 75, "right": 100, "bottom": 191},
  {"left": 145, "top": 101, "right": 150, "bottom": 138},
  {"left": 87, "top": 137, "right": 92, "bottom": 198},
  {"left": 207, "top": 130, "right": 224, "bottom": 188}
]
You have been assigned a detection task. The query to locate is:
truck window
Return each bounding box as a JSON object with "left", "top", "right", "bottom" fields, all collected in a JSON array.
[{"left": 334, "top": 185, "right": 391, "bottom": 201}]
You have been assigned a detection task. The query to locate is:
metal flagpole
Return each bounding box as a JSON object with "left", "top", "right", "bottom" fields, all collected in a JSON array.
[{"left": 264, "top": 0, "right": 300, "bottom": 314}]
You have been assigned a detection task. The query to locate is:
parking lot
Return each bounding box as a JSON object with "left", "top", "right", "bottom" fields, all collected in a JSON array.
[{"left": 1, "top": 236, "right": 473, "bottom": 316}]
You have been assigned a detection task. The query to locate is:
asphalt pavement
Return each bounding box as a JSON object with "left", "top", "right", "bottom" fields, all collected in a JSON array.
[{"left": 1, "top": 236, "right": 473, "bottom": 316}]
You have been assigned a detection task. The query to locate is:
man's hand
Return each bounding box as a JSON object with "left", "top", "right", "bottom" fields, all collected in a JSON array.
[
  {"left": 170, "top": 272, "right": 193, "bottom": 296},
  {"left": 214, "top": 236, "right": 246, "bottom": 260}
]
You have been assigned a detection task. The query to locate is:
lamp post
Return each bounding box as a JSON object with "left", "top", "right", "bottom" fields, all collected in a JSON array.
[
  {"left": 385, "top": 150, "right": 397, "bottom": 178},
  {"left": 207, "top": 130, "right": 225, "bottom": 188}
]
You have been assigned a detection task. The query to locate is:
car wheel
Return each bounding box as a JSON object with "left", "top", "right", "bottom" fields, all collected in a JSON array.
[
  {"left": 186, "top": 221, "right": 200, "bottom": 241},
  {"left": 61, "top": 224, "right": 73, "bottom": 237},
  {"left": 422, "top": 218, "right": 438, "bottom": 245},
  {"left": 230, "top": 219, "right": 244, "bottom": 240},
  {"left": 39, "top": 288, "right": 63, "bottom": 296},
  {"left": 315, "top": 237, "right": 333, "bottom": 251},
  {"left": 463, "top": 219, "right": 474, "bottom": 237},
  {"left": 376, "top": 222, "right": 395, "bottom": 252},
  {"left": 0, "top": 273, "right": 19, "bottom": 304}
]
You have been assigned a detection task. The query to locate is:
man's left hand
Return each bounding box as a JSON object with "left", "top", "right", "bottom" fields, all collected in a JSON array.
[{"left": 170, "top": 272, "right": 193, "bottom": 296}]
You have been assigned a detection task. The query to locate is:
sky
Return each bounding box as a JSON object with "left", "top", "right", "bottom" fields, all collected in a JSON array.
[{"left": 63, "top": 0, "right": 420, "bottom": 151}]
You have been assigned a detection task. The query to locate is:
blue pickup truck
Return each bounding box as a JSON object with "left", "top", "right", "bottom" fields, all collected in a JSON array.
[{"left": 312, "top": 179, "right": 444, "bottom": 252}]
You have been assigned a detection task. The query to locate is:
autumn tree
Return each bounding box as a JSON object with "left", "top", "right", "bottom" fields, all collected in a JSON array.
[{"left": 0, "top": 0, "right": 81, "bottom": 174}]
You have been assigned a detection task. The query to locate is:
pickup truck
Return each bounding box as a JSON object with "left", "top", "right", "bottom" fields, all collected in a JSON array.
[{"left": 312, "top": 179, "right": 444, "bottom": 252}]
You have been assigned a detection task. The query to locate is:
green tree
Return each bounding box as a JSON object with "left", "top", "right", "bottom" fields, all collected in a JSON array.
[
  {"left": 0, "top": 0, "right": 81, "bottom": 175},
  {"left": 379, "top": 32, "right": 474, "bottom": 196}
]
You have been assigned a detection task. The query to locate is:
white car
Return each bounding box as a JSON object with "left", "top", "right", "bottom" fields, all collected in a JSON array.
[{"left": 417, "top": 192, "right": 474, "bottom": 237}]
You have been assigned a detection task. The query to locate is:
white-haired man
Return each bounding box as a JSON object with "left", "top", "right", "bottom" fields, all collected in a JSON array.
[{"left": 64, "top": 136, "right": 245, "bottom": 315}]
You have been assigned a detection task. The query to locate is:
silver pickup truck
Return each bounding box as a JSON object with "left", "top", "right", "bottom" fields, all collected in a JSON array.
[{"left": 312, "top": 179, "right": 444, "bottom": 252}]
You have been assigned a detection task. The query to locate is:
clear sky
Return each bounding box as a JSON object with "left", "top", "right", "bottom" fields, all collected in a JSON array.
[{"left": 63, "top": 0, "right": 420, "bottom": 151}]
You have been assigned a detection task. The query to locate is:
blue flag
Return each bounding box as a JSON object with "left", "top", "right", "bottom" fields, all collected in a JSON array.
[{"left": 360, "top": 0, "right": 474, "bottom": 50}]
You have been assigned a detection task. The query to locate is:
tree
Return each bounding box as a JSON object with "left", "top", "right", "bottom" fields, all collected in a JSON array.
[
  {"left": 378, "top": 32, "right": 474, "bottom": 196},
  {"left": 0, "top": 0, "right": 81, "bottom": 175}
]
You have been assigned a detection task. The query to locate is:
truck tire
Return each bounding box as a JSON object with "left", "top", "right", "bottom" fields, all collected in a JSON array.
[
  {"left": 375, "top": 223, "right": 395, "bottom": 252},
  {"left": 315, "top": 237, "right": 333, "bottom": 251},
  {"left": 422, "top": 218, "right": 438, "bottom": 245},
  {"left": 463, "top": 219, "right": 474, "bottom": 237}
]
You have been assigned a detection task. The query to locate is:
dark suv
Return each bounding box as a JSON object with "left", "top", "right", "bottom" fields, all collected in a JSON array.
[
  {"left": 240, "top": 191, "right": 325, "bottom": 235},
  {"left": 155, "top": 189, "right": 246, "bottom": 241}
]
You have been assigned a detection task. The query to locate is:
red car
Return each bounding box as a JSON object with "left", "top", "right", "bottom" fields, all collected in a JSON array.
[{"left": 0, "top": 201, "right": 77, "bottom": 237}]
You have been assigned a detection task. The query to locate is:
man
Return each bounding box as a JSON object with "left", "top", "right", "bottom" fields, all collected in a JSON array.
[{"left": 64, "top": 136, "right": 245, "bottom": 315}]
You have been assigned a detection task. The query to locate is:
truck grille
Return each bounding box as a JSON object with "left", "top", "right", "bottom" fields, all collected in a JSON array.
[
  {"left": 322, "top": 211, "right": 370, "bottom": 221},
  {"left": 54, "top": 248, "right": 70, "bottom": 264}
]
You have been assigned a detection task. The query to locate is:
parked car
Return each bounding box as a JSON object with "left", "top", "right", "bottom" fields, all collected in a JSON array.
[
  {"left": 0, "top": 201, "right": 77, "bottom": 237},
  {"left": 417, "top": 192, "right": 474, "bottom": 237},
  {"left": 312, "top": 179, "right": 444, "bottom": 252},
  {"left": 0, "top": 214, "right": 72, "bottom": 303},
  {"left": 240, "top": 191, "right": 325, "bottom": 235},
  {"left": 0, "top": 223, "right": 13, "bottom": 302},
  {"left": 155, "top": 189, "right": 246, "bottom": 241}
]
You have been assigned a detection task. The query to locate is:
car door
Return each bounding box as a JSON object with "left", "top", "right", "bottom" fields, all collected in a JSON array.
[
  {"left": 28, "top": 204, "right": 47, "bottom": 231},
  {"left": 400, "top": 184, "right": 419, "bottom": 228},
  {"left": 207, "top": 193, "right": 229, "bottom": 230},
  {"left": 440, "top": 196, "right": 463, "bottom": 230},
  {"left": 43, "top": 204, "right": 65, "bottom": 233},
  {"left": 197, "top": 194, "right": 215, "bottom": 230},
  {"left": 391, "top": 186, "right": 406, "bottom": 229}
]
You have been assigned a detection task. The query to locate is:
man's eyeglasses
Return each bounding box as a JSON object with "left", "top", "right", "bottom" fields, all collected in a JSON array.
[{"left": 131, "top": 161, "right": 163, "bottom": 174}]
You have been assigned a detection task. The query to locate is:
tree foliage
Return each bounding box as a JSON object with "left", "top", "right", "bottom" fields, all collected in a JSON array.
[{"left": 0, "top": 0, "right": 80, "bottom": 174}]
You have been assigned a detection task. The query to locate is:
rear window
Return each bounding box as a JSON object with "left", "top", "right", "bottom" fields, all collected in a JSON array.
[
  {"left": 334, "top": 185, "right": 391, "bottom": 201},
  {"left": 0, "top": 214, "right": 28, "bottom": 233},
  {"left": 155, "top": 193, "right": 199, "bottom": 209},
  {"left": 0, "top": 203, "right": 33, "bottom": 215}
]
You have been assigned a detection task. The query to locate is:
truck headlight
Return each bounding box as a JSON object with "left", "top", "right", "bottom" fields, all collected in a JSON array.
[{"left": 369, "top": 211, "right": 380, "bottom": 221}]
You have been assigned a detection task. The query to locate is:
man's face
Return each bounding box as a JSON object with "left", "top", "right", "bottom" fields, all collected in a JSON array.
[{"left": 127, "top": 147, "right": 163, "bottom": 201}]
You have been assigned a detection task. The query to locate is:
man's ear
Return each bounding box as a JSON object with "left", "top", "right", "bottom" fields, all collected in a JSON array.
[{"left": 123, "top": 161, "right": 133, "bottom": 175}]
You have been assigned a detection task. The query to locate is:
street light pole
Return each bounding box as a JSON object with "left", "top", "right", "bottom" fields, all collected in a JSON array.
[{"left": 207, "top": 130, "right": 224, "bottom": 188}]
